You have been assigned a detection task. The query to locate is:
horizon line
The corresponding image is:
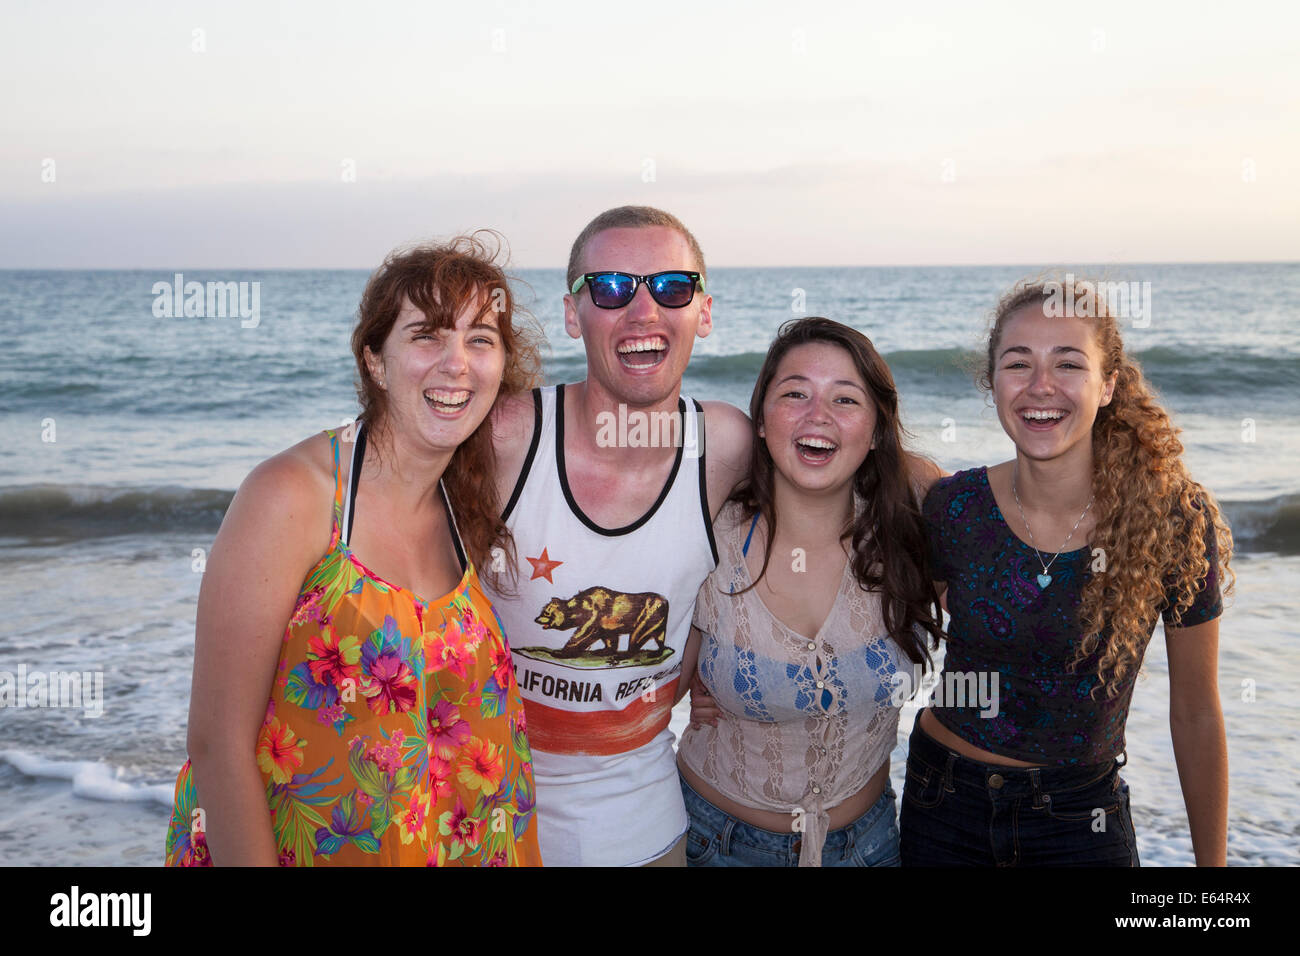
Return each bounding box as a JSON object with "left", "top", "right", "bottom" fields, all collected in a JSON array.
[{"left": 3, "top": 258, "right": 1297, "bottom": 272}]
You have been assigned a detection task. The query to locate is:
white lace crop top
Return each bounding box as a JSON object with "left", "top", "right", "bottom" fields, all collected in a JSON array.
[{"left": 677, "top": 500, "right": 914, "bottom": 867}]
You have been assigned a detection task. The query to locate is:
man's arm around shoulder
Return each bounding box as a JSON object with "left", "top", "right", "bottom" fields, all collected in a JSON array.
[{"left": 700, "top": 400, "right": 752, "bottom": 520}]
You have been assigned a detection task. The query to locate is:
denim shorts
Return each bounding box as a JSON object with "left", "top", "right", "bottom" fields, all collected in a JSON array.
[
  {"left": 679, "top": 770, "right": 901, "bottom": 867},
  {"left": 899, "top": 715, "right": 1139, "bottom": 867}
]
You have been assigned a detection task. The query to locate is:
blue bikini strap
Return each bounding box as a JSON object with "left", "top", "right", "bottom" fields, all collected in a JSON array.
[{"left": 742, "top": 511, "right": 760, "bottom": 557}]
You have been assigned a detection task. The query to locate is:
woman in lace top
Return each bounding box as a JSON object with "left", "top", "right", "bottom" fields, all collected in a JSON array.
[{"left": 677, "top": 317, "right": 945, "bottom": 867}]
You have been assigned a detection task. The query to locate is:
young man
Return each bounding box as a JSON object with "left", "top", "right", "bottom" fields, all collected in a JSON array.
[{"left": 486, "top": 206, "right": 752, "bottom": 866}]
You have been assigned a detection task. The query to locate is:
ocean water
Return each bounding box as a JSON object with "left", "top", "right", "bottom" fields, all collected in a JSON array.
[{"left": 1, "top": 263, "right": 1297, "bottom": 866}]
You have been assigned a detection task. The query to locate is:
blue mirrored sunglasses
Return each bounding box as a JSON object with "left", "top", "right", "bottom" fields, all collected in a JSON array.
[{"left": 570, "top": 271, "right": 705, "bottom": 309}]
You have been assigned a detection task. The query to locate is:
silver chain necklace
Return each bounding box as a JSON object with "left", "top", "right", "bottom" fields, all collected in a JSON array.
[{"left": 1011, "top": 464, "right": 1095, "bottom": 589}]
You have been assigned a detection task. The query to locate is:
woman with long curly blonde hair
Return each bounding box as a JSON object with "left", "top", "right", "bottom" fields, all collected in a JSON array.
[{"left": 900, "top": 277, "right": 1233, "bottom": 867}]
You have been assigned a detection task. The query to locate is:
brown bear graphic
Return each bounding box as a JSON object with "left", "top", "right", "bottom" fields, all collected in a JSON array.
[{"left": 535, "top": 586, "right": 669, "bottom": 657}]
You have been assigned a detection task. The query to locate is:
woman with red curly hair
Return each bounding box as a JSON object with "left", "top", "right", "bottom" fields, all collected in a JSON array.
[
  {"left": 164, "top": 233, "right": 545, "bottom": 866},
  {"left": 901, "top": 277, "right": 1234, "bottom": 866}
]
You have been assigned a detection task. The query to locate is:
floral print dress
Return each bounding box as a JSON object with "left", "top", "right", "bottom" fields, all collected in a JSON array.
[{"left": 164, "top": 424, "right": 542, "bottom": 866}]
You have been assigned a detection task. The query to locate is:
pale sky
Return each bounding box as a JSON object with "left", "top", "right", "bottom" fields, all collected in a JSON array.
[{"left": 2, "top": 0, "right": 1297, "bottom": 267}]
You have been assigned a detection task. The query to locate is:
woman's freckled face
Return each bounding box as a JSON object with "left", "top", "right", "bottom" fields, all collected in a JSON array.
[
  {"left": 760, "top": 342, "right": 876, "bottom": 495},
  {"left": 366, "top": 294, "right": 507, "bottom": 453},
  {"left": 992, "top": 305, "right": 1116, "bottom": 463}
]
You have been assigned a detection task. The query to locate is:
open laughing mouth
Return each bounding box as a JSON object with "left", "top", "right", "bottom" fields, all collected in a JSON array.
[
  {"left": 615, "top": 336, "right": 668, "bottom": 371},
  {"left": 794, "top": 435, "right": 837, "bottom": 464},
  {"left": 1019, "top": 408, "right": 1068, "bottom": 431},
  {"left": 424, "top": 388, "right": 471, "bottom": 415}
]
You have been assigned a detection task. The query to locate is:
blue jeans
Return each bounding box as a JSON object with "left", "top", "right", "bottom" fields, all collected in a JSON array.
[
  {"left": 679, "top": 770, "right": 901, "bottom": 867},
  {"left": 899, "top": 715, "right": 1139, "bottom": 867}
]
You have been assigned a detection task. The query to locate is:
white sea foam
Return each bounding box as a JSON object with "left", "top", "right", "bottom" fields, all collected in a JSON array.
[{"left": 0, "top": 751, "right": 174, "bottom": 807}]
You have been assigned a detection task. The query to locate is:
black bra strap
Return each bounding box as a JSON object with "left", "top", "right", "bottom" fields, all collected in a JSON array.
[
  {"left": 439, "top": 480, "right": 468, "bottom": 573},
  {"left": 343, "top": 420, "right": 366, "bottom": 545}
]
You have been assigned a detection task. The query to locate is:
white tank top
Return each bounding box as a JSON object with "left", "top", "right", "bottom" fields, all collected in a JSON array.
[{"left": 485, "top": 384, "right": 718, "bottom": 866}]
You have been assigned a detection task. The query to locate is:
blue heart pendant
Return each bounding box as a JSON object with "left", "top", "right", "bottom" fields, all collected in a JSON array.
[{"left": 1036, "top": 573, "right": 1052, "bottom": 589}]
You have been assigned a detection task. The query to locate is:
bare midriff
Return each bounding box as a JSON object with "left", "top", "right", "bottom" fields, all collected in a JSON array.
[
  {"left": 917, "top": 708, "right": 1046, "bottom": 768},
  {"left": 677, "top": 754, "right": 890, "bottom": 835}
]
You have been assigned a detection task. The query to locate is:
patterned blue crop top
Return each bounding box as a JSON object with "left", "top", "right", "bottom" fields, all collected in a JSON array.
[{"left": 923, "top": 467, "right": 1223, "bottom": 765}]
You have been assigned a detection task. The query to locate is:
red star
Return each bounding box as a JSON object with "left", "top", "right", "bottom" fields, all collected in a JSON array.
[{"left": 526, "top": 548, "right": 563, "bottom": 583}]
